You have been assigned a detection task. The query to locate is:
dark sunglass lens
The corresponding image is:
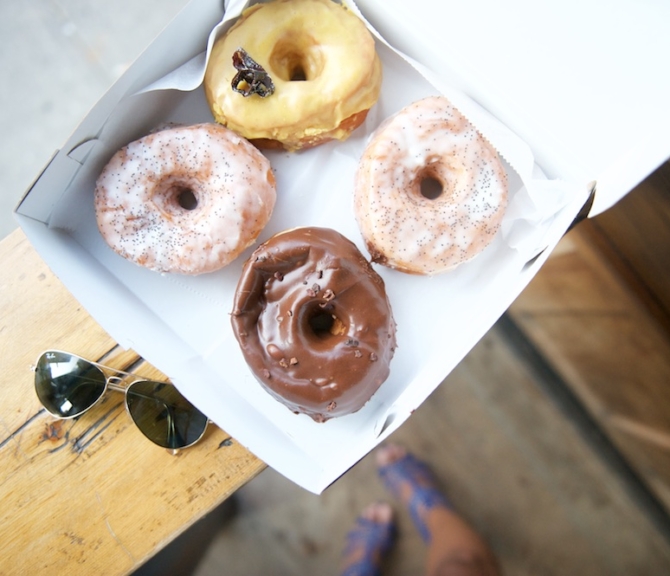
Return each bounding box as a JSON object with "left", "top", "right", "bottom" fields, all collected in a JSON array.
[
  {"left": 35, "top": 351, "right": 107, "bottom": 418},
  {"left": 126, "top": 381, "right": 207, "bottom": 449}
]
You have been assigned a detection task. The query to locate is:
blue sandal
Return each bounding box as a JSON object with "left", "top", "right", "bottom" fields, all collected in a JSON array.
[
  {"left": 340, "top": 511, "right": 395, "bottom": 576},
  {"left": 378, "top": 452, "right": 452, "bottom": 543}
]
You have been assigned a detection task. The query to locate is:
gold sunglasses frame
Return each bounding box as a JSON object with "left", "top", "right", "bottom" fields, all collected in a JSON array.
[{"left": 32, "top": 349, "right": 208, "bottom": 453}]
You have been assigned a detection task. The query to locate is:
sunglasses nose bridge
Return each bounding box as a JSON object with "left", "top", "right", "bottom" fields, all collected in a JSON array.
[{"left": 106, "top": 375, "right": 125, "bottom": 388}]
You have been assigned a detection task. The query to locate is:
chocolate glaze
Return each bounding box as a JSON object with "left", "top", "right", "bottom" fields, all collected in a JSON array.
[{"left": 231, "top": 227, "right": 396, "bottom": 422}]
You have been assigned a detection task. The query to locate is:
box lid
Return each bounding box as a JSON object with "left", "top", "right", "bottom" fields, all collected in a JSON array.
[{"left": 356, "top": 0, "right": 670, "bottom": 216}]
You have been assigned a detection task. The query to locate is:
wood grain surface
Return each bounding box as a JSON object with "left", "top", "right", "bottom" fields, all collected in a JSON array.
[
  {"left": 583, "top": 161, "right": 670, "bottom": 337},
  {"left": 509, "top": 226, "right": 670, "bottom": 512},
  {"left": 0, "top": 229, "right": 265, "bottom": 574}
]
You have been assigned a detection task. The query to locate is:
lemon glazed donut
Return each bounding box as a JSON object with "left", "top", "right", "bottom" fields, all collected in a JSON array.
[
  {"left": 204, "top": 0, "right": 382, "bottom": 151},
  {"left": 231, "top": 227, "right": 396, "bottom": 423},
  {"left": 94, "top": 123, "right": 276, "bottom": 275},
  {"left": 354, "top": 96, "right": 508, "bottom": 275}
]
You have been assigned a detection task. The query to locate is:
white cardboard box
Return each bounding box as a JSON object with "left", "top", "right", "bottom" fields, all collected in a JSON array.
[{"left": 15, "top": 0, "right": 670, "bottom": 493}]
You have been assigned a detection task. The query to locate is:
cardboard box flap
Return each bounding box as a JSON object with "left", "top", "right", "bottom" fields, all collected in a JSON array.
[{"left": 355, "top": 0, "right": 670, "bottom": 216}]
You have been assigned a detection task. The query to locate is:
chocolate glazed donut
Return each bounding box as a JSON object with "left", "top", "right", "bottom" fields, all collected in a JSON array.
[{"left": 231, "top": 227, "right": 396, "bottom": 422}]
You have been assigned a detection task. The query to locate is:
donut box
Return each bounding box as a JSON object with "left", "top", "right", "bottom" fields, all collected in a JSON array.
[{"left": 14, "top": 0, "right": 670, "bottom": 493}]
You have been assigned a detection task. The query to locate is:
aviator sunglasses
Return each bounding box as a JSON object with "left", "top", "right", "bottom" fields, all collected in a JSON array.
[{"left": 33, "top": 350, "right": 208, "bottom": 451}]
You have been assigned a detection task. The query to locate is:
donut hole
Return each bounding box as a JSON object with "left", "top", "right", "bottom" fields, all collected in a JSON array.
[
  {"left": 269, "top": 36, "right": 324, "bottom": 82},
  {"left": 176, "top": 187, "right": 198, "bottom": 210},
  {"left": 420, "top": 176, "right": 444, "bottom": 200},
  {"left": 307, "top": 308, "right": 346, "bottom": 341},
  {"left": 156, "top": 179, "right": 201, "bottom": 214},
  {"left": 289, "top": 64, "right": 307, "bottom": 82}
]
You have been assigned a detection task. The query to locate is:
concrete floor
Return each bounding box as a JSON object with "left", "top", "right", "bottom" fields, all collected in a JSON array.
[
  {"left": 139, "top": 320, "right": 670, "bottom": 576},
  {"left": 6, "top": 2, "right": 670, "bottom": 575},
  {"left": 0, "top": 0, "right": 187, "bottom": 240}
]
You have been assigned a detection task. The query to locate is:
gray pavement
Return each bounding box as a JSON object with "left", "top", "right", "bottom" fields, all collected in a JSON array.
[{"left": 0, "top": 0, "right": 188, "bottom": 240}]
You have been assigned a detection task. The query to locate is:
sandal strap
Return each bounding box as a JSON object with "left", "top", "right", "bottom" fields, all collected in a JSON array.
[
  {"left": 344, "top": 517, "right": 395, "bottom": 556},
  {"left": 408, "top": 486, "right": 450, "bottom": 541},
  {"left": 341, "top": 515, "right": 394, "bottom": 576},
  {"left": 340, "top": 558, "right": 383, "bottom": 576},
  {"left": 378, "top": 453, "right": 451, "bottom": 542}
]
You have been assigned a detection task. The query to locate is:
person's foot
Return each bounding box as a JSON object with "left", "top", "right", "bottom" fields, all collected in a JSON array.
[
  {"left": 340, "top": 502, "right": 395, "bottom": 576},
  {"left": 377, "top": 444, "right": 501, "bottom": 576},
  {"left": 377, "top": 443, "right": 452, "bottom": 543}
]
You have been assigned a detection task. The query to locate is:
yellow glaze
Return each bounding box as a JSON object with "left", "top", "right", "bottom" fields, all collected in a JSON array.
[{"left": 204, "top": 0, "right": 382, "bottom": 151}]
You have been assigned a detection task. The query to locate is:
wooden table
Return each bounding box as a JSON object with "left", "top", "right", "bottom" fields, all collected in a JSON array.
[{"left": 0, "top": 229, "right": 265, "bottom": 574}]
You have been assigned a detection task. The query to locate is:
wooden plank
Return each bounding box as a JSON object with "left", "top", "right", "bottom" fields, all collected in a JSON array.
[
  {"left": 583, "top": 160, "right": 670, "bottom": 336},
  {"left": 508, "top": 226, "right": 670, "bottom": 512},
  {"left": 0, "top": 229, "right": 265, "bottom": 574}
]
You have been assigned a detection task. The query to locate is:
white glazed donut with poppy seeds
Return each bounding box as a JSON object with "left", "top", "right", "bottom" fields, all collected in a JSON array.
[
  {"left": 354, "top": 96, "right": 508, "bottom": 275},
  {"left": 94, "top": 123, "right": 276, "bottom": 275}
]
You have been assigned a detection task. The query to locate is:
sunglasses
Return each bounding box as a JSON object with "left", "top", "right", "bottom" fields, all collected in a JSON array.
[{"left": 33, "top": 350, "right": 208, "bottom": 451}]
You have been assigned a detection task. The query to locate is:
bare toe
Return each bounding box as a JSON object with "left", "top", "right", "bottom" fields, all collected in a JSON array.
[
  {"left": 375, "top": 443, "right": 407, "bottom": 468},
  {"left": 377, "top": 445, "right": 451, "bottom": 542},
  {"left": 341, "top": 502, "right": 396, "bottom": 576},
  {"left": 361, "top": 501, "right": 393, "bottom": 524}
]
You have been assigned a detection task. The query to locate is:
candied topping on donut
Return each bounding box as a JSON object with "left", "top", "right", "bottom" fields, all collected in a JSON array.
[
  {"left": 231, "top": 227, "right": 396, "bottom": 422},
  {"left": 231, "top": 47, "right": 275, "bottom": 97},
  {"left": 354, "top": 96, "right": 508, "bottom": 275}
]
